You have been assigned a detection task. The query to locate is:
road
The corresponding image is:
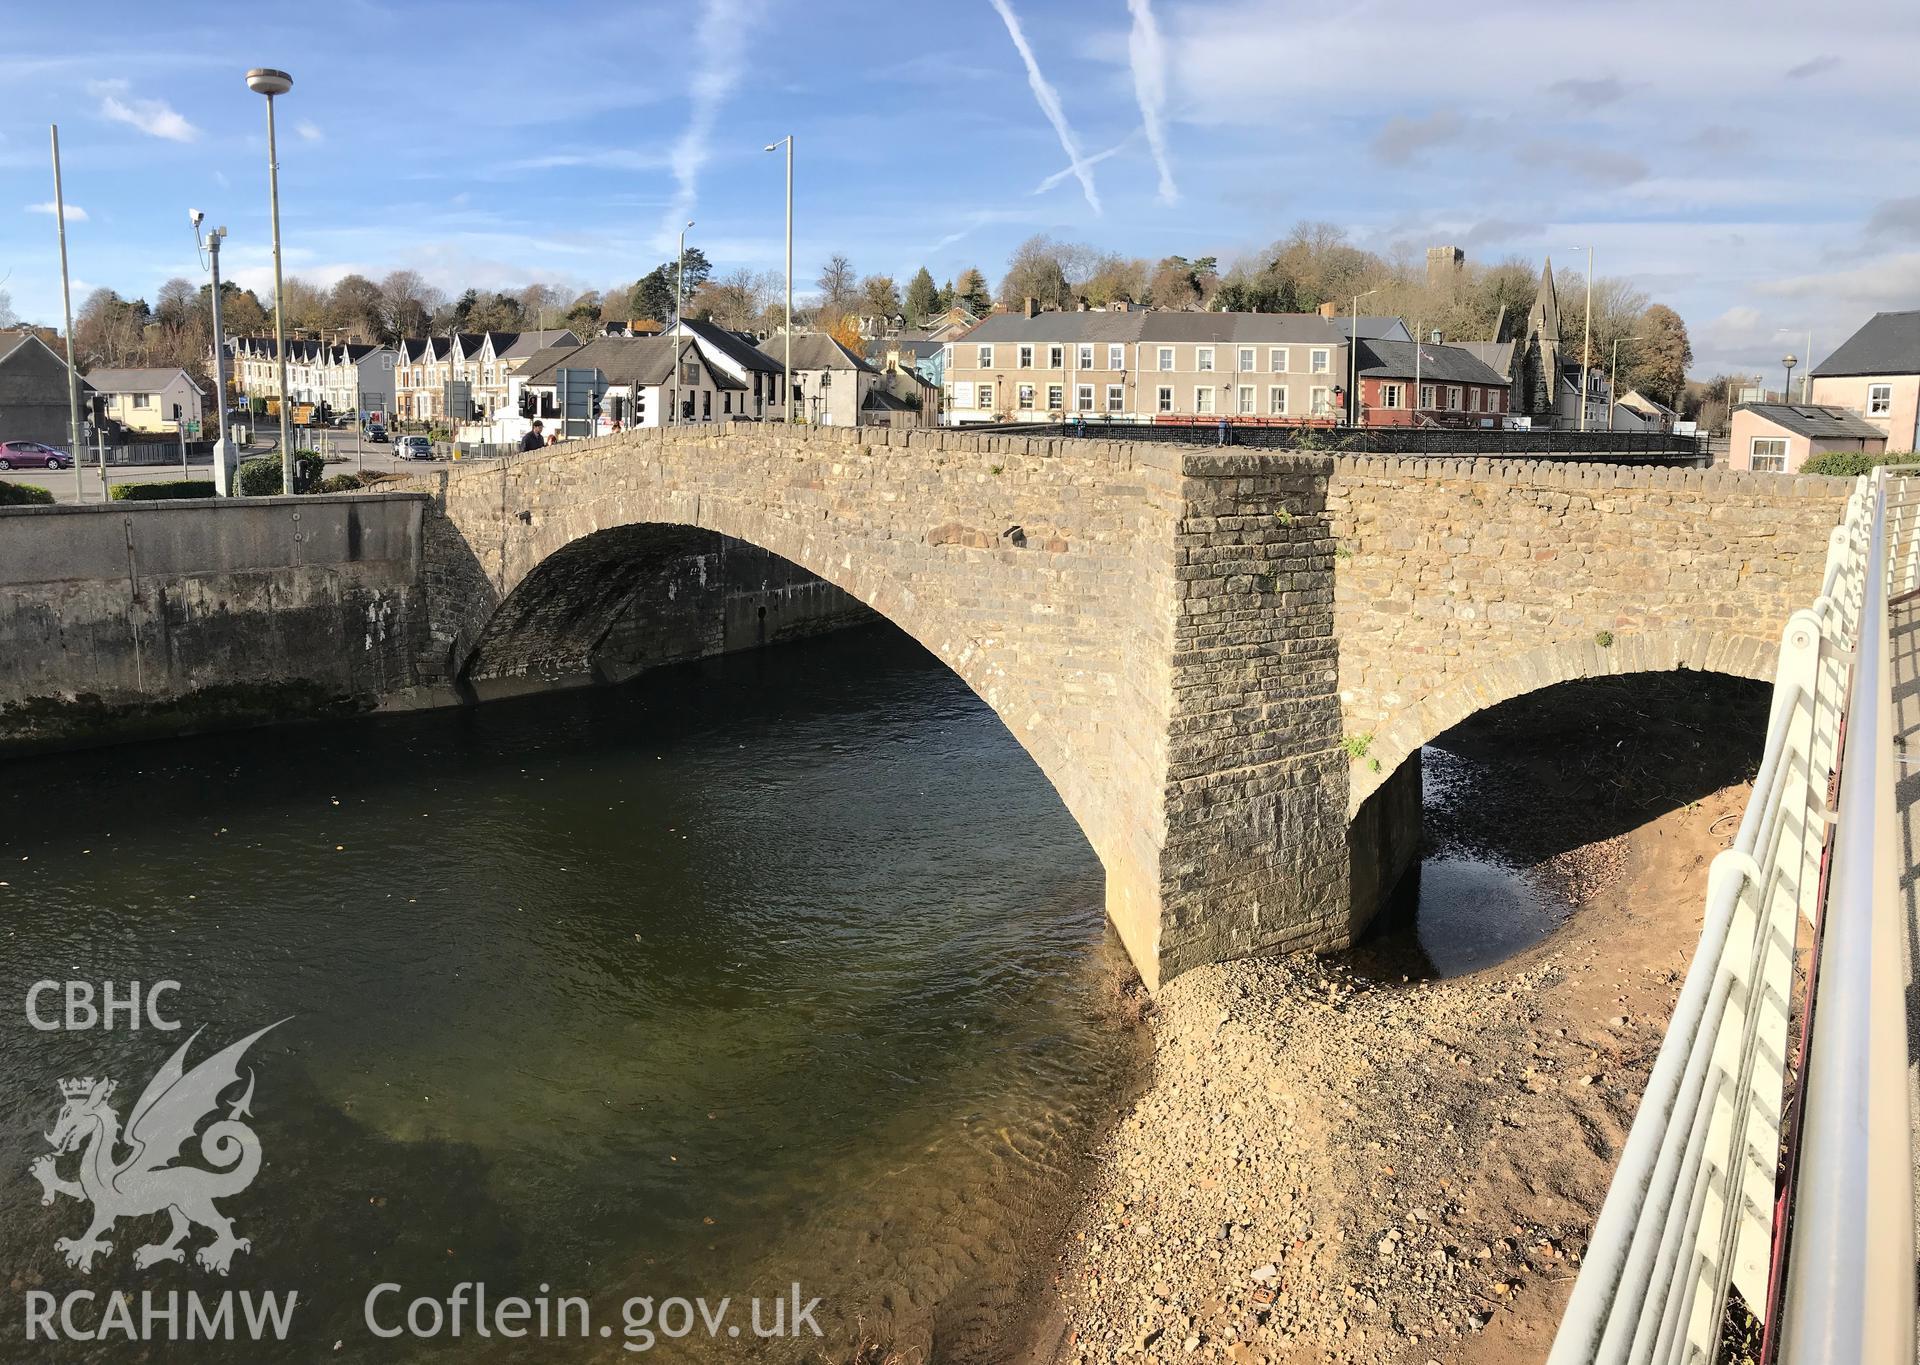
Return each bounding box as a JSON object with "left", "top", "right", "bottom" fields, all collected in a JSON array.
[{"left": 0, "top": 431, "right": 450, "bottom": 503}]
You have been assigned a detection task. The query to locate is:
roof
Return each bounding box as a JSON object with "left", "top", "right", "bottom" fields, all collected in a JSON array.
[
  {"left": 1353, "top": 339, "right": 1509, "bottom": 387},
  {"left": 1453, "top": 340, "right": 1515, "bottom": 374},
  {"left": 84, "top": 367, "right": 203, "bottom": 394},
  {"left": 1617, "top": 388, "right": 1677, "bottom": 418},
  {"left": 516, "top": 336, "right": 746, "bottom": 390},
  {"left": 1812, "top": 310, "right": 1920, "bottom": 377},
  {"left": 499, "top": 329, "right": 578, "bottom": 359},
  {"left": 959, "top": 309, "right": 1358, "bottom": 347},
  {"left": 0, "top": 331, "right": 88, "bottom": 384},
  {"left": 861, "top": 388, "right": 917, "bottom": 412},
  {"left": 1735, "top": 402, "right": 1886, "bottom": 440},
  {"left": 760, "top": 333, "right": 878, "bottom": 373},
  {"left": 675, "top": 320, "right": 782, "bottom": 374}
]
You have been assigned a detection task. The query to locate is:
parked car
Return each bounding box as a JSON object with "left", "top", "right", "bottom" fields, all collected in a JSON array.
[
  {"left": 363, "top": 424, "right": 389, "bottom": 443},
  {"left": 397, "top": 435, "right": 434, "bottom": 461},
  {"left": 0, "top": 440, "right": 72, "bottom": 470}
]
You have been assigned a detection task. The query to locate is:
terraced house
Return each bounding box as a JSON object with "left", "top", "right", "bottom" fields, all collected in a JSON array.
[{"left": 940, "top": 306, "right": 1409, "bottom": 427}]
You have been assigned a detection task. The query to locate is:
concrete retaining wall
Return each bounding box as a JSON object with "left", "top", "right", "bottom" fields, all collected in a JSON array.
[{"left": 0, "top": 494, "right": 428, "bottom": 751}]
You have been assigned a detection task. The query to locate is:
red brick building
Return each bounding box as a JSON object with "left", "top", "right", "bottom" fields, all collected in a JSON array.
[{"left": 1353, "top": 339, "right": 1510, "bottom": 427}]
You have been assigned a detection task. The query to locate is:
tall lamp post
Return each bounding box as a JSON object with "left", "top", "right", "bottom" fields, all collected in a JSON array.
[
  {"left": 1776, "top": 328, "right": 1814, "bottom": 403},
  {"left": 1346, "top": 288, "right": 1378, "bottom": 427},
  {"left": 1782, "top": 354, "right": 1798, "bottom": 404},
  {"left": 764, "top": 136, "right": 794, "bottom": 422},
  {"left": 192, "top": 211, "right": 233, "bottom": 492},
  {"left": 1606, "top": 334, "right": 1643, "bottom": 431},
  {"left": 48, "top": 124, "right": 84, "bottom": 503},
  {"left": 670, "top": 219, "right": 693, "bottom": 427},
  {"left": 1567, "top": 244, "right": 1595, "bottom": 431},
  {"left": 246, "top": 67, "right": 294, "bottom": 494}
]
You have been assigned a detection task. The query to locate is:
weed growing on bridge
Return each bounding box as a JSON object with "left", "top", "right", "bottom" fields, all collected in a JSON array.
[
  {"left": 1334, "top": 543, "right": 1354, "bottom": 561},
  {"left": 989, "top": 464, "right": 1005, "bottom": 475},
  {"left": 1594, "top": 630, "right": 1615, "bottom": 649},
  {"left": 1342, "top": 733, "right": 1381, "bottom": 773}
]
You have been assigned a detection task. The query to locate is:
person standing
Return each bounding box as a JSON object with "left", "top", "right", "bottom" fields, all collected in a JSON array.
[{"left": 518, "top": 420, "right": 546, "bottom": 452}]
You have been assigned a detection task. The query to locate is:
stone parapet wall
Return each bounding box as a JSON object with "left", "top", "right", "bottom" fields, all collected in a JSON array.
[{"left": 1327, "top": 457, "right": 1851, "bottom": 811}]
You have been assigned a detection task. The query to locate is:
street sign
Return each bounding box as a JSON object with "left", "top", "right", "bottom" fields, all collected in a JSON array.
[
  {"left": 557, "top": 367, "right": 606, "bottom": 440},
  {"left": 444, "top": 380, "right": 472, "bottom": 422}
]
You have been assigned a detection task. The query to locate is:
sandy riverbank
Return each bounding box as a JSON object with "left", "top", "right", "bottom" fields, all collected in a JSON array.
[{"left": 1023, "top": 673, "right": 1770, "bottom": 1365}]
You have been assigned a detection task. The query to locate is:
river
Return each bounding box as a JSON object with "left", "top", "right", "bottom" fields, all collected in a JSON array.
[{"left": 0, "top": 624, "right": 1143, "bottom": 1362}]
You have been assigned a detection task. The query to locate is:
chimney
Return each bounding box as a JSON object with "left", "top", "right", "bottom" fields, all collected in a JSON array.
[
  {"left": 1317, "top": 301, "right": 1337, "bottom": 320},
  {"left": 1430, "top": 328, "right": 1443, "bottom": 344},
  {"left": 1023, "top": 296, "right": 1039, "bottom": 319}
]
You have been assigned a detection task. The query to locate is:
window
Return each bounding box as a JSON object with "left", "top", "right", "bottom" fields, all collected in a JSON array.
[
  {"left": 1195, "top": 386, "right": 1216, "bottom": 415},
  {"left": 1237, "top": 347, "right": 1256, "bottom": 372},
  {"left": 1047, "top": 384, "right": 1064, "bottom": 410},
  {"left": 1108, "top": 344, "right": 1125, "bottom": 371},
  {"left": 1197, "top": 347, "right": 1215, "bottom": 372},
  {"left": 1158, "top": 346, "right": 1175, "bottom": 371},
  {"left": 1157, "top": 385, "right": 1174, "bottom": 413},
  {"left": 1487, "top": 390, "right": 1503, "bottom": 413},
  {"left": 977, "top": 383, "right": 995, "bottom": 411},
  {"left": 1018, "top": 345, "right": 1033, "bottom": 368},
  {"left": 1310, "top": 348, "right": 1331, "bottom": 374},
  {"left": 1418, "top": 384, "right": 1436, "bottom": 410},
  {"left": 976, "top": 344, "right": 993, "bottom": 368},
  {"left": 1468, "top": 388, "right": 1480, "bottom": 412},
  {"left": 1076, "top": 344, "right": 1094, "bottom": 370},
  {"left": 1076, "top": 383, "right": 1095, "bottom": 412},
  {"left": 1048, "top": 345, "right": 1064, "bottom": 369},
  {"left": 1237, "top": 385, "right": 1255, "bottom": 415},
  {"left": 1310, "top": 386, "right": 1332, "bottom": 416},
  {"left": 132, "top": 393, "right": 152, "bottom": 409},
  {"left": 1270, "top": 348, "right": 1288, "bottom": 373},
  {"left": 942, "top": 344, "right": 953, "bottom": 371},
  {"left": 1106, "top": 383, "right": 1125, "bottom": 413},
  {"left": 1017, "top": 383, "right": 1035, "bottom": 410},
  {"left": 1266, "top": 386, "right": 1286, "bottom": 415},
  {"left": 1380, "top": 383, "right": 1403, "bottom": 409},
  {"left": 1749, "top": 437, "right": 1789, "bottom": 473},
  {"left": 1446, "top": 385, "right": 1462, "bottom": 411},
  {"left": 1869, "top": 383, "right": 1893, "bottom": 416}
]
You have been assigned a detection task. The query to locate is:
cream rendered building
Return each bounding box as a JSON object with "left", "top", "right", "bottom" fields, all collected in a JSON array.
[{"left": 940, "top": 308, "right": 1404, "bottom": 426}]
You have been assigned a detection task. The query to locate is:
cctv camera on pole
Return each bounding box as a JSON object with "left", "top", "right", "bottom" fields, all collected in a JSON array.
[{"left": 193, "top": 209, "right": 236, "bottom": 494}]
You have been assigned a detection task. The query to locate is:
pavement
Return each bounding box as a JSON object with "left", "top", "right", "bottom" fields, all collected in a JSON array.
[
  {"left": 1894, "top": 596, "right": 1920, "bottom": 1318},
  {"left": 0, "top": 432, "right": 449, "bottom": 503}
]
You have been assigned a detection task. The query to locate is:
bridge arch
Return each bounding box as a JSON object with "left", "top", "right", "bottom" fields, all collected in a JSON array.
[{"left": 1344, "top": 628, "right": 1779, "bottom": 817}]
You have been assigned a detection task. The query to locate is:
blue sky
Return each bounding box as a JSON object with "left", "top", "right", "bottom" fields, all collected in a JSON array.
[{"left": 2, "top": 0, "right": 1917, "bottom": 376}]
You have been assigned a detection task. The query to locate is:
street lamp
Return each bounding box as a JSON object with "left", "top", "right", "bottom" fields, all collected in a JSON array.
[
  {"left": 1347, "top": 288, "right": 1377, "bottom": 426},
  {"left": 1782, "top": 354, "right": 1798, "bottom": 403},
  {"left": 1607, "top": 335, "right": 1644, "bottom": 431},
  {"left": 1567, "top": 245, "right": 1595, "bottom": 431},
  {"left": 192, "top": 211, "right": 233, "bottom": 490},
  {"left": 1776, "top": 327, "right": 1814, "bottom": 403},
  {"left": 246, "top": 66, "right": 294, "bottom": 494},
  {"left": 764, "top": 136, "right": 794, "bottom": 423},
  {"left": 670, "top": 219, "right": 693, "bottom": 428}
]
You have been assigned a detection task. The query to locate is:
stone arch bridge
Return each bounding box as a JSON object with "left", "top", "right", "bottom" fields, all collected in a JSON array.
[{"left": 385, "top": 426, "right": 1844, "bottom": 991}]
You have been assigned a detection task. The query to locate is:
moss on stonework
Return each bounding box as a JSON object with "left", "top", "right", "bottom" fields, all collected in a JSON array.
[{"left": 0, "top": 682, "right": 375, "bottom": 756}]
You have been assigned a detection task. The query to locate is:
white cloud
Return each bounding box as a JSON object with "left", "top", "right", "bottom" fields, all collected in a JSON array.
[
  {"left": 296, "top": 120, "right": 323, "bottom": 142},
  {"left": 988, "top": 0, "right": 1101, "bottom": 215},
  {"left": 660, "top": 0, "right": 753, "bottom": 251},
  {"left": 87, "top": 79, "right": 198, "bottom": 142},
  {"left": 1125, "top": 0, "right": 1178, "bottom": 204},
  {"left": 26, "top": 201, "right": 86, "bottom": 221}
]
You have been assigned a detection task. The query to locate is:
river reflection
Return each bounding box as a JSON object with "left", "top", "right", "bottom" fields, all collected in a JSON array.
[{"left": 0, "top": 624, "right": 1142, "bottom": 1362}]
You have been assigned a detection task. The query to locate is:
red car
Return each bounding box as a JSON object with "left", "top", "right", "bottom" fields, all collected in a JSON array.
[{"left": 0, "top": 440, "right": 72, "bottom": 470}]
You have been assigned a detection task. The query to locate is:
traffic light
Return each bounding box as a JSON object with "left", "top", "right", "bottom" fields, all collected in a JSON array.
[
  {"left": 519, "top": 390, "right": 535, "bottom": 418},
  {"left": 590, "top": 392, "right": 603, "bottom": 419}
]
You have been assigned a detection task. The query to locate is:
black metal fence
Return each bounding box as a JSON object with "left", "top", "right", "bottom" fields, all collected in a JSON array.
[
  {"left": 92, "top": 438, "right": 215, "bottom": 467},
  {"left": 977, "top": 419, "right": 1709, "bottom": 466}
]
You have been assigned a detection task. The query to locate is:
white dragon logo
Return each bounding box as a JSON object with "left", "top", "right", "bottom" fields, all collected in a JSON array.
[{"left": 28, "top": 1021, "right": 285, "bottom": 1276}]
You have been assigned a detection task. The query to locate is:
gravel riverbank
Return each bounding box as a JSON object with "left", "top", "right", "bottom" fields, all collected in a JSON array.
[{"left": 1023, "top": 673, "right": 1769, "bottom": 1365}]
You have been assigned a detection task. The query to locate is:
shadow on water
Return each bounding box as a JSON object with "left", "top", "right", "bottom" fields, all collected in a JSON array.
[
  {"left": 1347, "top": 671, "right": 1772, "bottom": 982},
  {"left": 0, "top": 622, "right": 1146, "bottom": 1363}
]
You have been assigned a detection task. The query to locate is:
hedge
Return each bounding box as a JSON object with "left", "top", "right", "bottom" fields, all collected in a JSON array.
[
  {"left": 0, "top": 482, "right": 55, "bottom": 506},
  {"left": 237, "top": 450, "right": 326, "bottom": 496},
  {"left": 110, "top": 480, "right": 216, "bottom": 501},
  {"left": 1799, "top": 449, "right": 1920, "bottom": 478}
]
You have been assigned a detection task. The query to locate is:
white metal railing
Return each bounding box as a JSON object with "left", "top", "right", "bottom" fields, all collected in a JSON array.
[{"left": 1549, "top": 469, "right": 1914, "bottom": 1365}]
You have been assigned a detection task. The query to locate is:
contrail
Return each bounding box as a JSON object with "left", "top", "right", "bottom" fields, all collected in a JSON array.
[
  {"left": 1126, "top": 0, "right": 1179, "bottom": 204},
  {"left": 661, "top": 0, "right": 752, "bottom": 249},
  {"left": 1032, "top": 132, "right": 1140, "bottom": 195},
  {"left": 987, "top": 0, "right": 1102, "bottom": 215}
]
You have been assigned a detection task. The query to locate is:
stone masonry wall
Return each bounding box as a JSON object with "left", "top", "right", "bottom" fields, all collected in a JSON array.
[{"left": 1328, "top": 458, "right": 1852, "bottom": 813}]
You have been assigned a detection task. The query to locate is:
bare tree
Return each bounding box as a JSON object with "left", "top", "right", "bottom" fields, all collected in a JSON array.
[
  {"left": 0, "top": 288, "right": 16, "bottom": 328},
  {"left": 816, "top": 255, "right": 856, "bottom": 311}
]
